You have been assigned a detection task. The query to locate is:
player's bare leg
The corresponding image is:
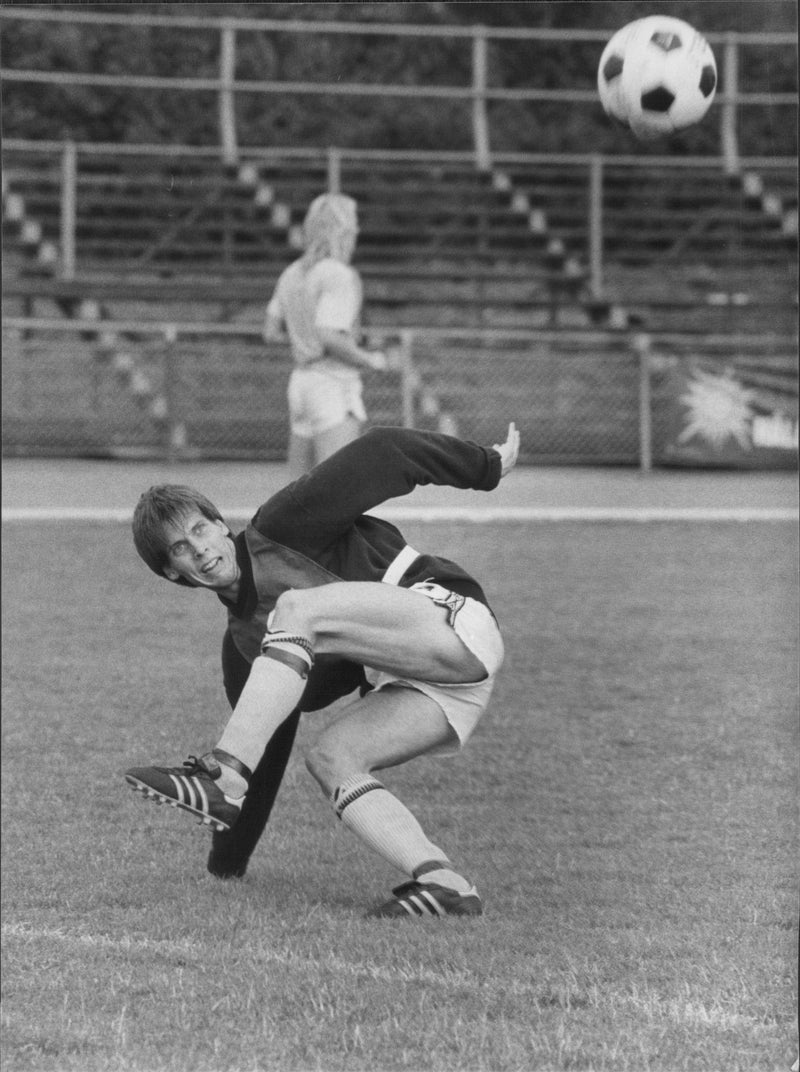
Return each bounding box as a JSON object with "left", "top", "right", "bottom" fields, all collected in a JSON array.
[
  {"left": 208, "top": 580, "right": 484, "bottom": 781},
  {"left": 124, "top": 583, "right": 484, "bottom": 838},
  {"left": 271, "top": 582, "right": 487, "bottom": 682},
  {"left": 305, "top": 686, "right": 484, "bottom": 918}
]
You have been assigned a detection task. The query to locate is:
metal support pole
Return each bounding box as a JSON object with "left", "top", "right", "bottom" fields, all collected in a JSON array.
[
  {"left": 60, "top": 140, "right": 77, "bottom": 280},
  {"left": 471, "top": 27, "right": 491, "bottom": 171},
  {"left": 399, "top": 330, "right": 416, "bottom": 429},
  {"left": 588, "top": 153, "right": 603, "bottom": 299},
  {"left": 327, "top": 147, "right": 342, "bottom": 194},
  {"left": 721, "top": 33, "right": 740, "bottom": 177},
  {"left": 219, "top": 23, "right": 238, "bottom": 168},
  {"left": 162, "top": 326, "right": 186, "bottom": 462},
  {"left": 635, "top": 336, "right": 653, "bottom": 473}
]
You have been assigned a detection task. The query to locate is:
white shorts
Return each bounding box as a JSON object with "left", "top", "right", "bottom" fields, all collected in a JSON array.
[
  {"left": 288, "top": 365, "right": 367, "bottom": 438},
  {"left": 364, "top": 582, "right": 504, "bottom": 755}
]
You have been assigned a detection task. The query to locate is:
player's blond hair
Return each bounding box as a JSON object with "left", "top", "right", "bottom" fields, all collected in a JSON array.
[{"left": 302, "top": 193, "right": 358, "bottom": 265}]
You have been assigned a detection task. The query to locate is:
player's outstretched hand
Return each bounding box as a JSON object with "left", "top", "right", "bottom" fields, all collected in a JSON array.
[{"left": 493, "top": 421, "right": 520, "bottom": 477}]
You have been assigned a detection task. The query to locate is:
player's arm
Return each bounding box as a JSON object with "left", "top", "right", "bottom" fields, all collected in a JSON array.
[
  {"left": 255, "top": 424, "right": 518, "bottom": 551},
  {"left": 314, "top": 263, "right": 386, "bottom": 371},
  {"left": 316, "top": 326, "right": 387, "bottom": 372},
  {"left": 262, "top": 287, "right": 285, "bottom": 343},
  {"left": 262, "top": 311, "right": 284, "bottom": 343}
]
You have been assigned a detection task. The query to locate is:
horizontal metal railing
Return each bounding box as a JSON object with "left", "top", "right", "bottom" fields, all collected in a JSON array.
[{"left": 1, "top": 8, "right": 796, "bottom": 170}]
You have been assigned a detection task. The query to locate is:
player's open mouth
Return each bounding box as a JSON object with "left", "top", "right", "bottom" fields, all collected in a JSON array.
[{"left": 201, "top": 558, "right": 221, "bottom": 575}]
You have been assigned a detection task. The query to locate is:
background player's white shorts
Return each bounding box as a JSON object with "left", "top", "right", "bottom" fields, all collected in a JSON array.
[
  {"left": 364, "top": 582, "right": 504, "bottom": 755},
  {"left": 288, "top": 365, "right": 367, "bottom": 438}
]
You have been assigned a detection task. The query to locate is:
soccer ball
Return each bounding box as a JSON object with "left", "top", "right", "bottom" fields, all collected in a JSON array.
[
  {"left": 598, "top": 16, "right": 717, "bottom": 141},
  {"left": 597, "top": 21, "right": 640, "bottom": 125},
  {"left": 622, "top": 16, "right": 717, "bottom": 140}
]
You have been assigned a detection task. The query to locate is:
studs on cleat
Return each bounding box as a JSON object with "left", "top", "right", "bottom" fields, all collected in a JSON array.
[{"left": 123, "top": 766, "right": 240, "bottom": 833}]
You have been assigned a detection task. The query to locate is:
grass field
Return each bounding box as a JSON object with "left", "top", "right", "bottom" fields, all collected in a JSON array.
[{"left": 2, "top": 517, "right": 798, "bottom": 1072}]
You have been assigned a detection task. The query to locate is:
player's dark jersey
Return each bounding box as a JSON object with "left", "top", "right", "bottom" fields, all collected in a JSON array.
[{"left": 220, "top": 426, "right": 502, "bottom": 671}]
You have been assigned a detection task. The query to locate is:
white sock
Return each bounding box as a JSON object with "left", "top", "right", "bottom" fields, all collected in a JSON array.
[
  {"left": 214, "top": 767, "right": 248, "bottom": 799},
  {"left": 215, "top": 633, "right": 313, "bottom": 784},
  {"left": 333, "top": 773, "right": 470, "bottom": 890}
]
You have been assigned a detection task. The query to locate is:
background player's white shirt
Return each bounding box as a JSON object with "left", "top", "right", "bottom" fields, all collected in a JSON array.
[{"left": 267, "top": 257, "right": 363, "bottom": 376}]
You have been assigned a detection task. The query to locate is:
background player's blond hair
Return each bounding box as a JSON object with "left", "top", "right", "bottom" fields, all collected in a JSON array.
[{"left": 302, "top": 193, "right": 358, "bottom": 264}]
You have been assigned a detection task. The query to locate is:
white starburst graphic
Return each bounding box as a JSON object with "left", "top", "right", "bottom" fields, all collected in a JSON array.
[{"left": 677, "top": 369, "right": 755, "bottom": 451}]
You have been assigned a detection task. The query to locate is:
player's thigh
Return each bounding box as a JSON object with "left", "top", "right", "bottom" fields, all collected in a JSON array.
[
  {"left": 314, "top": 416, "right": 361, "bottom": 464},
  {"left": 305, "top": 684, "right": 455, "bottom": 791},
  {"left": 271, "top": 581, "right": 486, "bottom": 683}
]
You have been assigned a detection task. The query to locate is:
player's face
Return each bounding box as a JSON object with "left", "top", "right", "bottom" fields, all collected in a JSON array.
[{"left": 161, "top": 510, "right": 240, "bottom": 596}]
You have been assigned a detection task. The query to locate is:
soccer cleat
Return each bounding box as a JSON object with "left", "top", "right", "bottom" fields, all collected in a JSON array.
[
  {"left": 367, "top": 881, "right": 483, "bottom": 920},
  {"left": 124, "top": 753, "right": 244, "bottom": 833}
]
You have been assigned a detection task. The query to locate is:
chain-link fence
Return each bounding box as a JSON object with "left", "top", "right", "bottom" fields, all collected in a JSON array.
[{"left": 3, "top": 318, "right": 796, "bottom": 467}]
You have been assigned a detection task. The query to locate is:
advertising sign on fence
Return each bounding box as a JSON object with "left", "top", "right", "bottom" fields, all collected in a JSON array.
[{"left": 653, "top": 357, "right": 799, "bottom": 470}]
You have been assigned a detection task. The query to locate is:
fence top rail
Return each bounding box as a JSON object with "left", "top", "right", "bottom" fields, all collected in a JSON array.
[
  {"left": 2, "top": 68, "right": 795, "bottom": 109},
  {"left": 3, "top": 317, "right": 796, "bottom": 350},
  {"left": 0, "top": 7, "right": 796, "bottom": 46},
  {"left": 2, "top": 138, "right": 797, "bottom": 172}
]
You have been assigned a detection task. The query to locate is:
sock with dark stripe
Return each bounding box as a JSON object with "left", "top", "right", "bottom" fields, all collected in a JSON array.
[
  {"left": 215, "top": 632, "right": 314, "bottom": 797},
  {"left": 333, "top": 773, "right": 472, "bottom": 893}
]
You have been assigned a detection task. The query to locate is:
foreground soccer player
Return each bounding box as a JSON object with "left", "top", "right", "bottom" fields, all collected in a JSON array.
[{"left": 126, "top": 422, "right": 519, "bottom": 918}]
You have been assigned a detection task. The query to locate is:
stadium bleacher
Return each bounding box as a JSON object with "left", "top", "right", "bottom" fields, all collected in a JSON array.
[
  {"left": 2, "top": 148, "right": 797, "bottom": 461},
  {"left": 3, "top": 149, "right": 796, "bottom": 331}
]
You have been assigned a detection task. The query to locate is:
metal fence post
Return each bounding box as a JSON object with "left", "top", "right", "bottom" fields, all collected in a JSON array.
[
  {"left": 588, "top": 153, "right": 603, "bottom": 299},
  {"left": 327, "top": 147, "right": 342, "bottom": 193},
  {"left": 162, "top": 325, "right": 186, "bottom": 461},
  {"left": 60, "top": 140, "right": 76, "bottom": 280},
  {"left": 219, "top": 22, "right": 238, "bottom": 167},
  {"left": 471, "top": 26, "right": 491, "bottom": 171},
  {"left": 399, "top": 329, "right": 416, "bottom": 429},
  {"left": 634, "top": 334, "right": 653, "bottom": 473},
  {"left": 721, "top": 33, "right": 740, "bottom": 176}
]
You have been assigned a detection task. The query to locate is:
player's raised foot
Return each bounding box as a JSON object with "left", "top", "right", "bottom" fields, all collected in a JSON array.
[
  {"left": 367, "top": 881, "right": 483, "bottom": 920},
  {"left": 124, "top": 753, "right": 244, "bottom": 832}
]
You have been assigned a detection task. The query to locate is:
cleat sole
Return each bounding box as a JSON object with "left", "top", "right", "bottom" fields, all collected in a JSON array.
[{"left": 124, "top": 775, "right": 234, "bottom": 832}]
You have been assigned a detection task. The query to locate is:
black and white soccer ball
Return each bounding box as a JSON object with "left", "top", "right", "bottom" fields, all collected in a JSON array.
[
  {"left": 597, "top": 20, "right": 640, "bottom": 125},
  {"left": 598, "top": 16, "right": 717, "bottom": 141}
]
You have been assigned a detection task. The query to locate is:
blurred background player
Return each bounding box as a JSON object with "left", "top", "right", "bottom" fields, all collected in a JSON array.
[{"left": 263, "top": 193, "right": 388, "bottom": 477}]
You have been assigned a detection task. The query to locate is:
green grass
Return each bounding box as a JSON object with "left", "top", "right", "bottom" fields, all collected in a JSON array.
[{"left": 2, "top": 519, "right": 798, "bottom": 1072}]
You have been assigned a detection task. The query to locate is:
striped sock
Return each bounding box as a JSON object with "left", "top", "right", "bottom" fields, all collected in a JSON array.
[
  {"left": 215, "top": 632, "right": 313, "bottom": 786},
  {"left": 333, "top": 773, "right": 463, "bottom": 883}
]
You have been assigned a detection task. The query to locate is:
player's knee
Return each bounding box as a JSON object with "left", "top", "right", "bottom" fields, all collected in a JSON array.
[{"left": 270, "top": 587, "right": 318, "bottom": 636}]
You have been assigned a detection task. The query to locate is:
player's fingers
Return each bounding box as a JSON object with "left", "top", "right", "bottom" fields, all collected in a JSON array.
[
  {"left": 506, "top": 423, "right": 520, "bottom": 457},
  {"left": 494, "top": 422, "right": 514, "bottom": 450}
]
